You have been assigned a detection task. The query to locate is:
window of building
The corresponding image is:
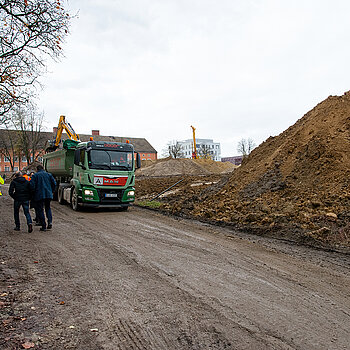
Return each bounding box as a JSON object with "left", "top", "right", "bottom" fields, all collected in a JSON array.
[
  {"left": 5, "top": 166, "right": 10, "bottom": 172},
  {"left": 4, "top": 156, "right": 10, "bottom": 162},
  {"left": 14, "top": 156, "right": 18, "bottom": 162},
  {"left": 14, "top": 167, "right": 18, "bottom": 171},
  {"left": 22, "top": 156, "right": 27, "bottom": 162}
]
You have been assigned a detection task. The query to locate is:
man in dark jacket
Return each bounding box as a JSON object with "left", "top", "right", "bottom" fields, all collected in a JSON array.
[
  {"left": 9, "top": 172, "right": 33, "bottom": 233},
  {"left": 30, "top": 165, "right": 56, "bottom": 232}
]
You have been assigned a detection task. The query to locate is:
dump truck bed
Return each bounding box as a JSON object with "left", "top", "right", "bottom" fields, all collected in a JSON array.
[{"left": 44, "top": 148, "right": 75, "bottom": 177}]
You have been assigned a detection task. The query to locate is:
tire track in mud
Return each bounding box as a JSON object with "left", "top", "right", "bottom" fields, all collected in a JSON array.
[
  {"left": 1, "top": 193, "right": 350, "bottom": 349},
  {"left": 51, "top": 210, "right": 301, "bottom": 348},
  {"left": 80, "top": 207, "right": 349, "bottom": 350},
  {"left": 30, "top": 205, "right": 296, "bottom": 349},
  {"left": 20, "top": 206, "right": 238, "bottom": 349}
]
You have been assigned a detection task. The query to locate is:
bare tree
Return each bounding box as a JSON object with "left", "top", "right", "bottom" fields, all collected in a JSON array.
[
  {"left": 0, "top": 123, "right": 21, "bottom": 171},
  {"left": 162, "top": 141, "right": 184, "bottom": 159},
  {"left": 11, "top": 103, "right": 46, "bottom": 165},
  {"left": 198, "top": 144, "right": 213, "bottom": 160},
  {"left": 237, "top": 138, "right": 256, "bottom": 158},
  {"left": 0, "top": 101, "right": 46, "bottom": 171},
  {"left": 0, "top": 0, "right": 72, "bottom": 119}
]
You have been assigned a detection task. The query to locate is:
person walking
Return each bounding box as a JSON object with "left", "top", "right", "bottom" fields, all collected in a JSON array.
[
  {"left": 9, "top": 172, "right": 33, "bottom": 232},
  {"left": 24, "top": 171, "right": 39, "bottom": 224},
  {"left": 30, "top": 165, "right": 56, "bottom": 232}
]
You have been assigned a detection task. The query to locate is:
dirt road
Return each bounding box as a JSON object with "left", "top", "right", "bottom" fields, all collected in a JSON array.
[{"left": 1, "top": 187, "right": 350, "bottom": 350}]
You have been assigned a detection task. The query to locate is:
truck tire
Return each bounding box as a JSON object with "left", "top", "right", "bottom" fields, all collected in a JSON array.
[
  {"left": 58, "top": 187, "right": 65, "bottom": 205},
  {"left": 71, "top": 187, "right": 80, "bottom": 211}
]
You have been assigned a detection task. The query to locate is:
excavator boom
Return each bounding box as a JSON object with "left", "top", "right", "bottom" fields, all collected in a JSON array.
[
  {"left": 46, "top": 115, "right": 80, "bottom": 152},
  {"left": 190, "top": 125, "right": 198, "bottom": 159}
]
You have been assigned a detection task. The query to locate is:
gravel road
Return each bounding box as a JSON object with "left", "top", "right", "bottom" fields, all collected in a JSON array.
[{"left": 1, "top": 188, "right": 350, "bottom": 349}]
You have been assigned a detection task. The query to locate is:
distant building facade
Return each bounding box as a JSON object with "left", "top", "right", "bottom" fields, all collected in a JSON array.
[
  {"left": 178, "top": 138, "right": 221, "bottom": 161},
  {"left": 0, "top": 128, "right": 157, "bottom": 173},
  {"left": 221, "top": 156, "right": 243, "bottom": 166},
  {"left": 0, "top": 154, "right": 44, "bottom": 173}
]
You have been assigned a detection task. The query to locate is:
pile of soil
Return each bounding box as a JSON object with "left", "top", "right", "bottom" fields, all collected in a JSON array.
[
  {"left": 136, "top": 93, "right": 350, "bottom": 249},
  {"left": 136, "top": 158, "right": 236, "bottom": 177}
]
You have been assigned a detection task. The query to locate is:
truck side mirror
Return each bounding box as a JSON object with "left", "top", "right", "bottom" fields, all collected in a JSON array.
[
  {"left": 74, "top": 149, "right": 80, "bottom": 165},
  {"left": 136, "top": 153, "right": 141, "bottom": 169},
  {"left": 74, "top": 149, "right": 86, "bottom": 169}
]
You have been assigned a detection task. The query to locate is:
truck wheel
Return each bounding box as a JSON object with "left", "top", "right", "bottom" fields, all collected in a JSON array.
[
  {"left": 58, "top": 187, "right": 65, "bottom": 205},
  {"left": 71, "top": 187, "right": 80, "bottom": 211}
]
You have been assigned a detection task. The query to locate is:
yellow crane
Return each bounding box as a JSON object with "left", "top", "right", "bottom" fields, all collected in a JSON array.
[
  {"left": 190, "top": 125, "right": 198, "bottom": 159},
  {"left": 46, "top": 115, "right": 80, "bottom": 152}
]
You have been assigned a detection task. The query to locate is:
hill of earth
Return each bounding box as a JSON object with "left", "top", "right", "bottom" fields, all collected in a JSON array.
[
  {"left": 136, "top": 92, "right": 350, "bottom": 249},
  {"left": 136, "top": 158, "right": 236, "bottom": 177}
]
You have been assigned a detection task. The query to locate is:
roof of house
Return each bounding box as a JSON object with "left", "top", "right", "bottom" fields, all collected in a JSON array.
[
  {"left": 77, "top": 133, "right": 157, "bottom": 153},
  {"left": 0, "top": 129, "right": 157, "bottom": 154}
]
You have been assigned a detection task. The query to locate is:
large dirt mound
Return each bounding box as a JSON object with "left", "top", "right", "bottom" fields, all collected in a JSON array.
[
  {"left": 229, "top": 93, "right": 350, "bottom": 195},
  {"left": 194, "top": 93, "right": 350, "bottom": 246},
  {"left": 136, "top": 93, "right": 350, "bottom": 248},
  {"left": 136, "top": 158, "right": 236, "bottom": 177}
]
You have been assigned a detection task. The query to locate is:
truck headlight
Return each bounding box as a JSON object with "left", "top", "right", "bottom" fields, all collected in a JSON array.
[
  {"left": 127, "top": 190, "right": 135, "bottom": 197},
  {"left": 84, "top": 189, "right": 94, "bottom": 196}
]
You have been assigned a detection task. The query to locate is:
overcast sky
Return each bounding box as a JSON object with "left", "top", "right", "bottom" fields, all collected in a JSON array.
[{"left": 38, "top": 0, "right": 350, "bottom": 157}]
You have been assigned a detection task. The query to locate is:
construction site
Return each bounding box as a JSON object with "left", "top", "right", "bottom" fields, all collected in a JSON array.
[
  {"left": 1, "top": 93, "right": 350, "bottom": 349},
  {"left": 136, "top": 93, "right": 350, "bottom": 250}
]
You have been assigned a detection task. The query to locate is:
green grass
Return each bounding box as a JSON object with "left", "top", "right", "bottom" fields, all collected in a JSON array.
[{"left": 136, "top": 200, "right": 162, "bottom": 209}]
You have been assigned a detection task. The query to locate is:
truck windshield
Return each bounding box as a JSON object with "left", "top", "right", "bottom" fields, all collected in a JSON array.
[{"left": 88, "top": 150, "right": 133, "bottom": 170}]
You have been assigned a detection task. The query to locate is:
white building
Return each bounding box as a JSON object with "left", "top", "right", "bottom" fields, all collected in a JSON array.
[{"left": 178, "top": 138, "right": 221, "bottom": 161}]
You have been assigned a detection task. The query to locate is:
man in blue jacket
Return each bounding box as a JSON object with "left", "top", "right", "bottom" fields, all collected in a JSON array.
[{"left": 30, "top": 165, "right": 56, "bottom": 232}]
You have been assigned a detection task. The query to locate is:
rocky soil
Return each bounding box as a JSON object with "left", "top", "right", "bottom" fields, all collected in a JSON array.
[
  {"left": 136, "top": 157, "right": 236, "bottom": 177},
  {"left": 136, "top": 93, "right": 350, "bottom": 250}
]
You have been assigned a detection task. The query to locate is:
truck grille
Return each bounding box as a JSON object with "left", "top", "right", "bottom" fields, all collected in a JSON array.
[{"left": 97, "top": 189, "right": 124, "bottom": 203}]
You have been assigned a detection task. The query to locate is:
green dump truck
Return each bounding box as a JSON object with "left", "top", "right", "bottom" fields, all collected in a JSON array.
[{"left": 43, "top": 139, "right": 140, "bottom": 210}]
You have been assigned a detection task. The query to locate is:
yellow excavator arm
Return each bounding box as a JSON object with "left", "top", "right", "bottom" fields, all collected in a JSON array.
[
  {"left": 190, "top": 125, "right": 198, "bottom": 159},
  {"left": 46, "top": 115, "right": 80, "bottom": 152}
]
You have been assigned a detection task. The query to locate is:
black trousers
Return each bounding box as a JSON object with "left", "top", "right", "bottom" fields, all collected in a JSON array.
[{"left": 36, "top": 198, "right": 52, "bottom": 229}]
